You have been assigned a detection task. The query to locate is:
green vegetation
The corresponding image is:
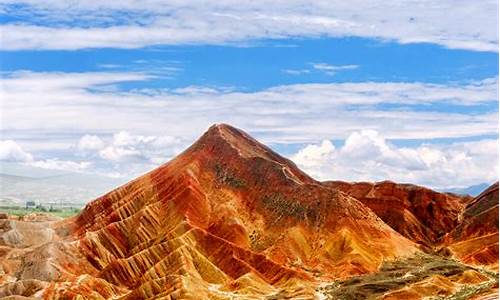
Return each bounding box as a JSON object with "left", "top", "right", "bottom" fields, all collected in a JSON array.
[
  {"left": 262, "top": 193, "right": 319, "bottom": 223},
  {"left": 214, "top": 163, "right": 246, "bottom": 188},
  {"left": 0, "top": 206, "right": 81, "bottom": 218},
  {"left": 262, "top": 193, "right": 306, "bottom": 220}
]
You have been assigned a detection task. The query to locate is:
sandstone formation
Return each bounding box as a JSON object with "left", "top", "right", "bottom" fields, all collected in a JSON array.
[
  {"left": 0, "top": 124, "right": 497, "bottom": 299},
  {"left": 444, "top": 182, "right": 499, "bottom": 269},
  {"left": 60, "top": 124, "right": 417, "bottom": 298},
  {"left": 325, "top": 180, "right": 470, "bottom": 246}
]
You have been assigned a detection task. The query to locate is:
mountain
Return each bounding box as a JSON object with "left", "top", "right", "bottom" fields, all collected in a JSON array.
[
  {"left": 324, "top": 180, "right": 471, "bottom": 247},
  {"left": 444, "top": 183, "right": 492, "bottom": 197},
  {"left": 62, "top": 124, "right": 418, "bottom": 298},
  {"left": 0, "top": 172, "right": 124, "bottom": 207},
  {"left": 0, "top": 124, "right": 416, "bottom": 298},
  {"left": 443, "top": 182, "right": 499, "bottom": 268},
  {"left": 0, "top": 124, "right": 497, "bottom": 299}
]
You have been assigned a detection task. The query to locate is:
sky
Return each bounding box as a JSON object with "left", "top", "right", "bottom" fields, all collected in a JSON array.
[{"left": 0, "top": 0, "right": 498, "bottom": 203}]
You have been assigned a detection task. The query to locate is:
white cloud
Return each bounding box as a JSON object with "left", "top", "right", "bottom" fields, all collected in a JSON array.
[
  {"left": 1, "top": 131, "right": 183, "bottom": 178},
  {"left": 29, "top": 159, "right": 92, "bottom": 172},
  {"left": 0, "top": 140, "right": 93, "bottom": 173},
  {"left": 103, "top": 131, "right": 182, "bottom": 162},
  {"left": 292, "top": 140, "right": 336, "bottom": 168},
  {"left": 311, "top": 63, "right": 359, "bottom": 75},
  {"left": 0, "top": 0, "right": 497, "bottom": 51},
  {"left": 0, "top": 140, "right": 34, "bottom": 162},
  {"left": 292, "top": 131, "right": 498, "bottom": 189},
  {"left": 75, "top": 131, "right": 184, "bottom": 176},
  {"left": 99, "top": 146, "right": 141, "bottom": 162},
  {"left": 1, "top": 71, "right": 497, "bottom": 147},
  {"left": 2, "top": 71, "right": 150, "bottom": 93},
  {"left": 283, "top": 63, "right": 358, "bottom": 76},
  {"left": 283, "top": 69, "right": 311, "bottom": 75},
  {"left": 77, "top": 135, "right": 105, "bottom": 151},
  {"left": 0, "top": 71, "right": 497, "bottom": 181}
]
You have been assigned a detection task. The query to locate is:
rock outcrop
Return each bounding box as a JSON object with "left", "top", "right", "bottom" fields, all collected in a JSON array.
[
  {"left": 444, "top": 182, "right": 499, "bottom": 268},
  {"left": 324, "top": 181, "right": 469, "bottom": 246}
]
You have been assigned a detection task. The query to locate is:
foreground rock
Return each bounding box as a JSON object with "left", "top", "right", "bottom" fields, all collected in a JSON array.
[{"left": 443, "top": 182, "right": 499, "bottom": 269}]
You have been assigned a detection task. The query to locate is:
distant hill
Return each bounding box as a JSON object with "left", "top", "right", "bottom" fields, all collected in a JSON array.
[
  {"left": 443, "top": 183, "right": 491, "bottom": 197},
  {"left": 0, "top": 172, "right": 124, "bottom": 207}
]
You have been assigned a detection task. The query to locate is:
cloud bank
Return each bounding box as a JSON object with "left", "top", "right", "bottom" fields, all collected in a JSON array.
[
  {"left": 2, "top": 71, "right": 497, "bottom": 146},
  {"left": 1, "top": 71, "right": 497, "bottom": 187},
  {"left": 0, "top": 0, "right": 497, "bottom": 51},
  {"left": 292, "top": 131, "right": 498, "bottom": 189},
  {"left": 0, "top": 140, "right": 34, "bottom": 162}
]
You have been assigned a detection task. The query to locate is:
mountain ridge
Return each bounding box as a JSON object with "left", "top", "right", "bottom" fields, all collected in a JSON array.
[
  {"left": 0, "top": 124, "right": 497, "bottom": 299},
  {"left": 56, "top": 123, "right": 418, "bottom": 297}
]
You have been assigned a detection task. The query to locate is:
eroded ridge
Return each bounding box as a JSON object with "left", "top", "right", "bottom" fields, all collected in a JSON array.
[{"left": 0, "top": 124, "right": 496, "bottom": 300}]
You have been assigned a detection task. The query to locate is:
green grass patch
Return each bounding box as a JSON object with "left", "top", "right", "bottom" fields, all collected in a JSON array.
[{"left": 0, "top": 207, "right": 81, "bottom": 219}]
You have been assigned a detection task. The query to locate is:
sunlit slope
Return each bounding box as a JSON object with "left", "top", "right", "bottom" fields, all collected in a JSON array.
[
  {"left": 50, "top": 124, "right": 417, "bottom": 298},
  {"left": 444, "top": 182, "right": 499, "bottom": 269},
  {"left": 325, "top": 180, "right": 469, "bottom": 246}
]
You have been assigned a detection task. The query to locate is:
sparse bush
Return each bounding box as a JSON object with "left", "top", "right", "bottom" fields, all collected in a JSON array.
[
  {"left": 214, "top": 163, "right": 246, "bottom": 188},
  {"left": 262, "top": 193, "right": 311, "bottom": 221}
]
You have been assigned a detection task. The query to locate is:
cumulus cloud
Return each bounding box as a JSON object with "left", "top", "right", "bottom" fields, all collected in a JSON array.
[
  {"left": 101, "top": 131, "right": 182, "bottom": 163},
  {"left": 74, "top": 131, "right": 184, "bottom": 176},
  {"left": 1, "top": 71, "right": 497, "bottom": 182},
  {"left": 292, "top": 131, "right": 498, "bottom": 189},
  {"left": 0, "top": 140, "right": 34, "bottom": 162},
  {"left": 0, "top": 132, "right": 183, "bottom": 178},
  {"left": 0, "top": 0, "right": 497, "bottom": 51},
  {"left": 0, "top": 140, "right": 93, "bottom": 173},
  {"left": 77, "top": 135, "right": 105, "bottom": 151},
  {"left": 98, "top": 146, "right": 140, "bottom": 162}
]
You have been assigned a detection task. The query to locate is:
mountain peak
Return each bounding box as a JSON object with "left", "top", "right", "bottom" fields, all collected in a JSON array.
[
  {"left": 202, "top": 123, "right": 258, "bottom": 150},
  {"left": 191, "top": 123, "right": 316, "bottom": 185},
  {"left": 207, "top": 122, "right": 238, "bottom": 132}
]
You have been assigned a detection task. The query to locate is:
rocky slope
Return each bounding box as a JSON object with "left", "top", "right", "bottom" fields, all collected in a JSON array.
[
  {"left": 61, "top": 124, "right": 417, "bottom": 298},
  {"left": 325, "top": 181, "right": 470, "bottom": 246},
  {"left": 0, "top": 124, "right": 497, "bottom": 299},
  {"left": 444, "top": 182, "right": 499, "bottom": 268}
]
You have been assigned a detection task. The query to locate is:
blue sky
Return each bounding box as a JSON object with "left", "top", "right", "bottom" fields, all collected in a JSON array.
[
  {"left": 2, "top": 38, "right": 498, "bottom": 89},
  {"left": 0, "top": 0, "right": 498, "bottom": 198}
]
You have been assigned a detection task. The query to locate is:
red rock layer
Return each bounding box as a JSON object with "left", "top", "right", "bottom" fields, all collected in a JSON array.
[
  {"left": 324, "top": 181, "right": 469, "bottom": 246},
  {"left": 444, "top": 182, "right": 499, "bottom": 267},
  {"left": 43, "top": 124, "right": 417, "bottom": 298}
]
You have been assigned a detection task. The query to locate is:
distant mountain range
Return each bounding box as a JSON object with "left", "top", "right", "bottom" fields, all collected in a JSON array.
[
  {"left": 0, "top": 172, "right": 124, "bottom": 207},
  {"left": 443, "top": 182, "right": 492, "bottom": 197}
]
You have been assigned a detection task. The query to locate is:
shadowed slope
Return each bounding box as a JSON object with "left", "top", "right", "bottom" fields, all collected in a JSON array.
[
  {"left": 325, "top": 181, "right": 470, "bottom": 246},
  {"left": 444, "top": 182, "right": 499, "bottom": 268}
]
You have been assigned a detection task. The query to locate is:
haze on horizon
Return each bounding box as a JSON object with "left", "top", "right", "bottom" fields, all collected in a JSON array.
[{"left": 0, "top": 0, "right": 498, "bottom": 204}]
